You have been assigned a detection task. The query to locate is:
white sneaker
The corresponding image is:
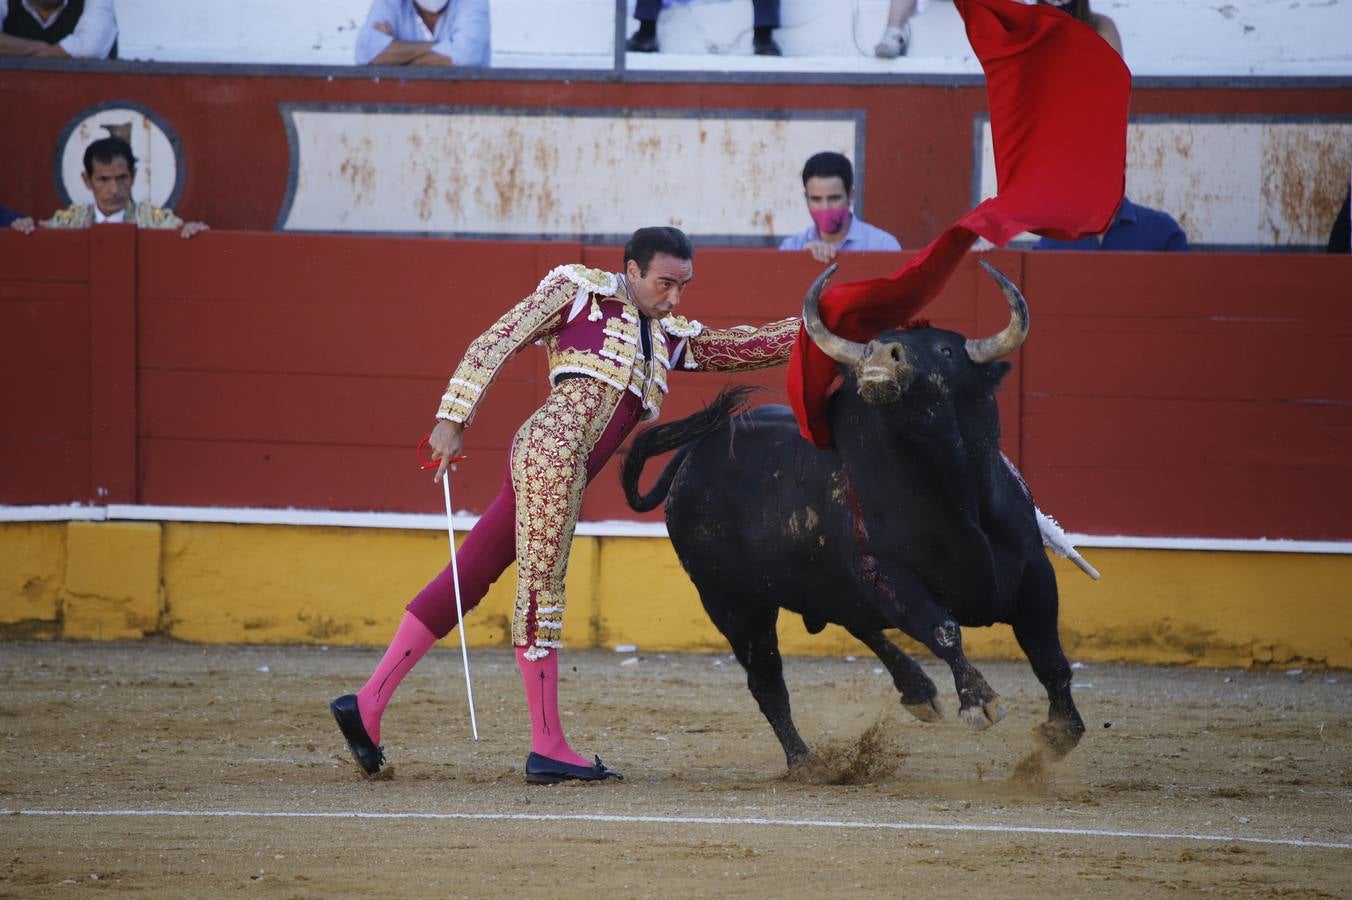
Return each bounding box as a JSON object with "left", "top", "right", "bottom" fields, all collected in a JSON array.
[{"left": 874, "top": 23, "right": 911, "bottom": 59}]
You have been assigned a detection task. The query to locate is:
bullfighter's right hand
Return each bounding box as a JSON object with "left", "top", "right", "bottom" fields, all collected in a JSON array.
[
  {"left": 9, "top": 217, "right": 35, "bottom": 235},
  {"left": 429, "top": 419, "right": 465, "bottom": 483}
]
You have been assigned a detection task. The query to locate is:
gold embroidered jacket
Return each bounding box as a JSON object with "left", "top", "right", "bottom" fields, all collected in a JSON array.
[
  {"left": 41, "top": 201, "right": 185, "bottom": 230},
  {"left": 437, "top": 264, "right": 799, "bottom": 425}
]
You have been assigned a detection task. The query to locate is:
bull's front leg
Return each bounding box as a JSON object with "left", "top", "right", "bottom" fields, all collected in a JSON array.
[
  {"left": 846, "top": 626, "right": 943, "bottom": 722},
  {"left": 868, "top": 561, "right": 1005, "bottom": 731}
]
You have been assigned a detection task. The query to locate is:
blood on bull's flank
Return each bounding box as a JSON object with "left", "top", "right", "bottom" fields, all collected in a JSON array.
[{"left": 622, "top": 262, "right": 1098, "bottom": 768}]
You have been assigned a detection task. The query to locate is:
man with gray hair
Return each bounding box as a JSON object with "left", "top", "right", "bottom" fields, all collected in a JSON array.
[{"left": 355, "top": 0, "right": 490, "bottom": 67}]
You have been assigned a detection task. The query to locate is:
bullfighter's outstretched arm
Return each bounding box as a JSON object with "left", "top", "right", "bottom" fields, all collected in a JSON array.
[
  {"left": 436, "top": 265, "right": 617, "bottom": 425},
  {"left": 668, "top": 316, "right": 801, "bottom": 373}
]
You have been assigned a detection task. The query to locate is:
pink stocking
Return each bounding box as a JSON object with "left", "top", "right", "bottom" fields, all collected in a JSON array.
[
  {"left": 355, "top": 613, "right": 438, "bottom": 744},
  {"left": 515, "top": 647, "right": 589, "bottom": 767}
]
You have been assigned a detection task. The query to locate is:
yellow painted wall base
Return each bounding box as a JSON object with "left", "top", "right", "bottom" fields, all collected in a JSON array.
[{"left": 2, "top": 522, "right": 1348, "bottom": 668}]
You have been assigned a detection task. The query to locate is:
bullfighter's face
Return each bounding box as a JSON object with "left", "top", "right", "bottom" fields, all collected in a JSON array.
[
  {"left": 82, "top": 158, "right": 134, "bottom": 217},
  {"left": 626, "top": 253, "right": 693, "bottom": 319}
]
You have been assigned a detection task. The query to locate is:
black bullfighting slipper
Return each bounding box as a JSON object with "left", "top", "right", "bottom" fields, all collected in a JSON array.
[
  {"left": 330, "top": 693, "right": 386, "bottom": 777},
  {"left": 525, "top": 753, "right": 624, "bottom": 785}
]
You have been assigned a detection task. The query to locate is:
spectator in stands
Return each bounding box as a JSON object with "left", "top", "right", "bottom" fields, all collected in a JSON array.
[
  {"left": 16, "top": 137, "right": 208, "bottom": 239},
  {"left": 1034, "top": 197, "right": 1187, "bottom": 251},
  {"left": 874, "top": 0, "right": 926, "bottom": 59},
  {"left": 0, "top": 0, "right": 117, "bottom": 58},
  {"left": 1328, "top": 168, "right": 1350, "bottom": 253},
  {"left": 779, "top": 152, "right": 901, "bottom": 264},
  {"left": 1037, "top": 0, "right": 1122, "bottom": 56},
  {"left": 355, "top": 0, "right": 490, "bottom": 67},
  {"left": 627, "top": 0, "right": 782, "bottom": 56}
]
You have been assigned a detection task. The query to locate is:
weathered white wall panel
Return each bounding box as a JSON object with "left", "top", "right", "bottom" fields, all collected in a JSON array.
[
  {"left": 280, "top": 107, "right": 859, "bottom": 239},
  {"left": 978, "top": 119, "right": 1352, "bottom": 247}
]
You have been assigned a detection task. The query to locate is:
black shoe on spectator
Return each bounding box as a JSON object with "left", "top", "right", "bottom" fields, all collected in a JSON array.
[
  {"left": 627, "top": 20, "right": 659, "bottom": 53},
  {"left": 752, "top": 27, "right": 782, "bottom": 56},
  {"left": 626, "top": 33, "right": 660, "bottom": 52},
  {"left": 753, "top": 37, "right": 782, "bottom": 56}
]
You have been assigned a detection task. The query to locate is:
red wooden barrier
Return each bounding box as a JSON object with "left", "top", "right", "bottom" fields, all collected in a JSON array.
[
  {"left": 0, "top": 230, "right": 94, "bottom": 504},
  {"left": 2, "top": 229, "right": 1349, "bottom": 541}
]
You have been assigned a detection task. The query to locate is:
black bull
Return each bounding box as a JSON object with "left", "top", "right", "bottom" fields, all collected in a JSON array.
[{"left": 620, "top": 262, "right": 1091, "bottom": 769}]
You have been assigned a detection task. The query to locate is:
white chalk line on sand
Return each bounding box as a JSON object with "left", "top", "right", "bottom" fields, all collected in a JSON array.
[{"left": 3, "top": 809, "right": 1349, "bottom": 851}]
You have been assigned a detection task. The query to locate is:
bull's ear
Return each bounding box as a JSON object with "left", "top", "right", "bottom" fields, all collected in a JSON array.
[{"left": 987, "top": 360, "right": 1013, "bottom": 385}]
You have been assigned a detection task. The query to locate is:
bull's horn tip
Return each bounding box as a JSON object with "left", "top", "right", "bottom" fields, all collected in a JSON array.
[{"left": 824, "top": 262, "right": 839, "bottom": 277}]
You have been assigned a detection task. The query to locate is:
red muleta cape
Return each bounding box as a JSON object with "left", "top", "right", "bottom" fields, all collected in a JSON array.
[{"left": 787, "top": 0, "right": 1131, "bottom": 447}]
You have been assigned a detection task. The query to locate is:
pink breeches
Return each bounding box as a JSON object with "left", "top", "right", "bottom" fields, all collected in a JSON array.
[{"left": 406, "top": 381, "right": 644, "bottom": 643}]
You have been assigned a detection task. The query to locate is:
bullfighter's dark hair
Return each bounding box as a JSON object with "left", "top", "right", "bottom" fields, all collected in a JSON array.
[
  {"left": 83, "top": 137, "right": 136, "bottom": 176},
  {"left": 801, "top": 151, "right": 854, "bottom": 194},
  {"left": 624, "top": 226, "right": 694, "bottom": 276}
]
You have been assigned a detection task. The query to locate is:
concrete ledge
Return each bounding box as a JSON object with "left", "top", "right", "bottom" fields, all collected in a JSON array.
[{"left": 2, "top": 521, "right": 1348, "bottom": 668}]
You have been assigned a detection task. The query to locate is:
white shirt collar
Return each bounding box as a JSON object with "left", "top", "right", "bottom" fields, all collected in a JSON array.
[
  {"left": 21, "top": 0, "right": 68, "bottom": 29},
  {"left": 93, "top": 204, "right": 127, "bottom": 224}
]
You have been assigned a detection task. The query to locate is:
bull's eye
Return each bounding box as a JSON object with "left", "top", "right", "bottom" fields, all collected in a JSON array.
[{"left": 940, "top": 346, "right": 953, "bottom": 359}]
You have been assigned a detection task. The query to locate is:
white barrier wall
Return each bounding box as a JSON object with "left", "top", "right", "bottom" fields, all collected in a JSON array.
[
  {"left": 978, "top": 119, "right": 1352, "bottom": 248},
  {"left": 278, "top": 105, "right": 859, "bottom": 240}
]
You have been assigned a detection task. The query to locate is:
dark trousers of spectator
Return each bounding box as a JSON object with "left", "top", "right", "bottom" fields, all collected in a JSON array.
[{"left": 633, "top": 0, "right": 780, "bottom": 28}]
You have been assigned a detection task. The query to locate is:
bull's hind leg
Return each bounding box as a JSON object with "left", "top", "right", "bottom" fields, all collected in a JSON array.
[
  {"left": 847, "top": 627, "right": 943, "bottom": 722},
  {"left": 712, "top": 604, "right": 810, "bottom": 768},
  {"left": 1012, "top": 557, "right": 1085, "bottom": 757}
]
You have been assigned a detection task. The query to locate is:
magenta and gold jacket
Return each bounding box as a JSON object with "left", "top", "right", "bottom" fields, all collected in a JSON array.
[{"left": 436, "top": 264, "right": 799, "bottom": 425}]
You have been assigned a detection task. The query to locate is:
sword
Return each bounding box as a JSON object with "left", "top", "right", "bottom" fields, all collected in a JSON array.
[{"left": 419, "top": 437, "right": 480, "bottom": 741}]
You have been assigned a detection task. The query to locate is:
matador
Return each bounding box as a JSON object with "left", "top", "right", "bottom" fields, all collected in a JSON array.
[{"left": 332, "top": 226, "right": 800, "bottom": 784}]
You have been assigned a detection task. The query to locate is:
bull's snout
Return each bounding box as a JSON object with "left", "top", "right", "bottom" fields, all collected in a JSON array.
[{"left": 857, "top": 340, "right": 910, "bottom": 404}]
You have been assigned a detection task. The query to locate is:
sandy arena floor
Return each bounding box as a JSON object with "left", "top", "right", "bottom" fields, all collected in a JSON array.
[{"left": 0, "top": 639, "right": 1348, "bottom": 898}]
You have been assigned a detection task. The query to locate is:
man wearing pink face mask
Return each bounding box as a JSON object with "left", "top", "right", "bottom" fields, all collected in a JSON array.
[
  {"left": 355, "top": 0, "right": 490, "bottom": 67},
  {"left": 778, "top": 152, "right": 900, "bottom": 264}
]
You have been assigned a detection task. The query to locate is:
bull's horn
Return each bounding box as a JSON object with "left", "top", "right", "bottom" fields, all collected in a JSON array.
[
  {"left": 802, "top": 263, "right": 866, "bottom": 367},
  {"left": 965, "top": 260, "right": 1030, "bottom": 364}
]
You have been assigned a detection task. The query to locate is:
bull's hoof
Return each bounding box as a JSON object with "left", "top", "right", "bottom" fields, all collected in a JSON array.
[
  {"left": 958, "top": 696, "right": 1006, "bottom": 731},
  {"left": 902, "top": 697, "right": 944, "bottom": 723},
  {"left": 1035, "top": 719, "right": 1083, "bottom": 758}
]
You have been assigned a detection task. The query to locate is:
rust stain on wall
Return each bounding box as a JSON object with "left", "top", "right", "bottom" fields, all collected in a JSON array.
[
  {"left": 532, "top": 136, "right": 559, "bottom": 222},
  {"left": 490, "top": 126, "right": 527, "bottom": 220},
  {"left": 416, "top": 168, "right": 436, "bottom": 223},
  {"left": 337, "top": 135, "right": 376, "bottom": 205},
  {"left": 1260, "top": 127, "right": 1352, "bottom": 245}
]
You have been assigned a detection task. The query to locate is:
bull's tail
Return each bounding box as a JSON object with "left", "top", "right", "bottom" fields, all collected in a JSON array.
[{"left": 621, "top": 385, "right": 760, "bottom": 512}]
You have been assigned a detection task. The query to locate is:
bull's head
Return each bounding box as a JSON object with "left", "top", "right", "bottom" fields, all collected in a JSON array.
[{"left": 802, "top": 260, "right": 1030, "bottom": 405}]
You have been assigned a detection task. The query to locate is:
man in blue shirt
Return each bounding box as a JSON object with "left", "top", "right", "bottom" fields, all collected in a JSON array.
[
  {"left": 1034, "top": 197, "right": 1188, "bottom": 251},
  {"left": 779, "top": 152, "right": 901, "bottom": 263},
  {"left": 355, "top": 0, "right": 489, "bottom": 67}
]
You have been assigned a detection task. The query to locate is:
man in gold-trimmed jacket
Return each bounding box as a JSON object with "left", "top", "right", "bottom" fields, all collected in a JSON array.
[
  {"left": 10, "top": 136, "right": 207, "bottom": 238},
  {"left": 331, "top": 226, "right": 799, "bottom": 784}
]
